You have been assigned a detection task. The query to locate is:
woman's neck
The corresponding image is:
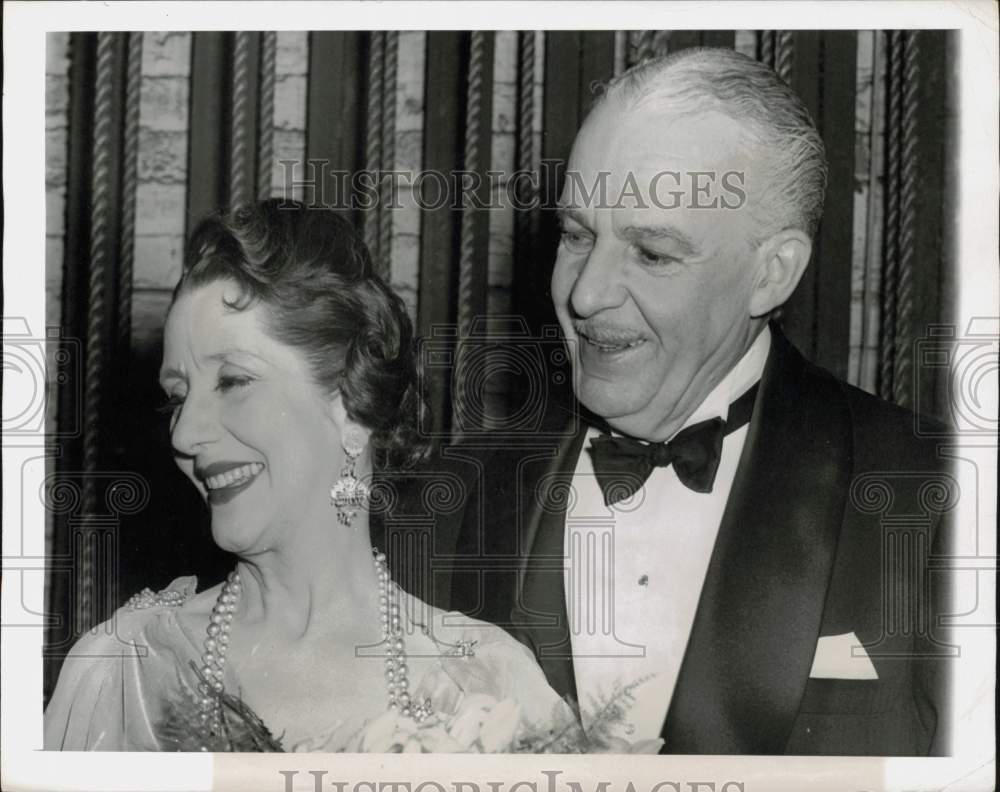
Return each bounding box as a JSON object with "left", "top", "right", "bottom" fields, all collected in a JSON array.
[{"left": 231, "top": 514, "right": 382, "bottom": 642}]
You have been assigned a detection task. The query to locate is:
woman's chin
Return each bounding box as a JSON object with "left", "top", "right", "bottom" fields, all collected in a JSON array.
[{"left": 209, "top": 519, "right": 264, "bottom": 555}]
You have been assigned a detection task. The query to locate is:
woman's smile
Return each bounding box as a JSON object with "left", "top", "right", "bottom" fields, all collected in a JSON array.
[{"left": 200, "top": 461, "right": 266, "bottom": 505}]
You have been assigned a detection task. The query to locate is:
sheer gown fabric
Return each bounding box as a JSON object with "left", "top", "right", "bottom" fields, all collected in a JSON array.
[{"left": 44, "top": 577, "right": 565, "bottom": 751}]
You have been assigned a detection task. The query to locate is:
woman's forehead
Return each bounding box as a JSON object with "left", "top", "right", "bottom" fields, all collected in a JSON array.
[{"left": 163, "top": 282, "right": 276, "bottom": 366}]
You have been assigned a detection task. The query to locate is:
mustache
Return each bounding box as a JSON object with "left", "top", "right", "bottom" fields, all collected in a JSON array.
[{"left": 572, "top": 320, "right": 645, "bottom": 344}]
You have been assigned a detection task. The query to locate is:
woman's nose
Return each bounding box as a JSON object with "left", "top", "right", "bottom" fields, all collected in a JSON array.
[{"left": 170, "top": 392, "right": 220, "bottom": 457}]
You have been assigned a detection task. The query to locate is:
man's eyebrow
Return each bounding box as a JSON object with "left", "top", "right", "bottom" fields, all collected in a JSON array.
[
  {"left": 618, "top": 224, "right": 699, "bottom": 256},
  {"left": 555, "top": 206, "right": 592, "bottom": 228}
]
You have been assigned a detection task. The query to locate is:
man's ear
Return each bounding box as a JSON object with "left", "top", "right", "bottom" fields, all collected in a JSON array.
[
  {"left": 749, "top": 229, "right": 812, "bottom": 318},
  {"left": 328, "top": 390, "right": 372, "bottom": 452}
]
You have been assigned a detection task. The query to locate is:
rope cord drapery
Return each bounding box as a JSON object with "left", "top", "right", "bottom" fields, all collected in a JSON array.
[
  {"left": 881, "top": 31, "right": 920, "bottom": 408},
  {"left": 257, "top": 31, "right": 277, "bottom": 201},
  {"left": 228, "top": 31, "right": 253, "bottom": 207},
  {"left": 452, "top": 31, "right": 490, "bottom": 436}
]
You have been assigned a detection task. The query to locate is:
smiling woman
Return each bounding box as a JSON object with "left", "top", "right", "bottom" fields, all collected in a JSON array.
[{"left": 42, "top": 201, "right": 568, "bottom": 752}]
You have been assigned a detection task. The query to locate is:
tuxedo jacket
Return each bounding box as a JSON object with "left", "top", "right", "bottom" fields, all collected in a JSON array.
[{"left": 444, "top": 326, "right": 954, "bottom": 756}]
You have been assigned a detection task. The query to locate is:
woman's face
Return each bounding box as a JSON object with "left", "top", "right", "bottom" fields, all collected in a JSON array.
[{"left": 159, "top": 280, "right": 345, "bottom": 554}]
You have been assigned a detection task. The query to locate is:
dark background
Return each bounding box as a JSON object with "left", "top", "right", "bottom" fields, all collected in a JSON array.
[{"left": 44, "top": 30, "right": 958, "bottom": 701}]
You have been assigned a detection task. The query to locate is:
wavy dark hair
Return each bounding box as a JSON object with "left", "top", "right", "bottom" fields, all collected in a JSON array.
[{"left": 175, "top": 199, "right": 429, "bottom": 469}]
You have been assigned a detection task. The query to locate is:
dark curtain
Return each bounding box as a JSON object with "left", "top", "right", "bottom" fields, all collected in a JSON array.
[{"left": 44, "top": 30, "right": 957, "bottom": 701}]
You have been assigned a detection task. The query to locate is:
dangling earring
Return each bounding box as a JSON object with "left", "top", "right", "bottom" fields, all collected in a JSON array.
[{"left": 330, "top": 434, "right": 370, "bottom": 527}]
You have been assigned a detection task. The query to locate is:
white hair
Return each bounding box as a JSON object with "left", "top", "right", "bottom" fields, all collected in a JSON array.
[{"left": 598, "top": 47, "right": 829, "bottom": 240}]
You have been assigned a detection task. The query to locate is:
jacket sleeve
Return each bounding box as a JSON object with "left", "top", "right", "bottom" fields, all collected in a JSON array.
[{"left": 919, "top": 505, "right": 956, "bottom": 757}]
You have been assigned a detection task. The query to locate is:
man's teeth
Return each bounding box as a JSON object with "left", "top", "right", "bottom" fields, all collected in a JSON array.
[
  {"left": 585, "top": 336, "right": 644, "bottom": 351},
  {"left": 205, "top": 463, "right": 264, "bottom": 491}
]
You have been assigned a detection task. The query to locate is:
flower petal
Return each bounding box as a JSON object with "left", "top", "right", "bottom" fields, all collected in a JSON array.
[
  {"left": 447, "top": 705, "right": 488, "bottom": 749},
  {"left": 359, "top": 709, "right": 402, "bottom": 753},
  {"left": 403, "top": 737, "right": 423, "bottom": 753},
  {"left": 594, "top": 736, "right": 631, "bottom": 753},
  {"left": 628, "top": 738, "right": 664, "bottom": 754},
  {"left": 416, "top": 726, "right": 464, "bottom": 753},
  {"left": 478, "top": 698, "right": 521, "bottom": 753}
]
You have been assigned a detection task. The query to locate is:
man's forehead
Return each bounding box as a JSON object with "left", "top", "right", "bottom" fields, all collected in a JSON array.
[
  {"left": 569, "top": 102, "right": 751, "bottom": 174},
  {"left": 560, "top": 103, "right": 758, "bottom": 216}
]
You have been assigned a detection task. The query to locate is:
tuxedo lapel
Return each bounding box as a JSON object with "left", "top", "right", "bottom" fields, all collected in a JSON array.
[
  {"left": 661, "top": 327, "right": 854, "bottom": 754},
  {"left": 511, "top": 417, "right": 588, "bottom": 703}
]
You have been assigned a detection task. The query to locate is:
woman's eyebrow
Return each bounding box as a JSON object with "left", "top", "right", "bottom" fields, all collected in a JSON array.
[{"left": 205, "top": 348, "right": 268, "bottom": 366}]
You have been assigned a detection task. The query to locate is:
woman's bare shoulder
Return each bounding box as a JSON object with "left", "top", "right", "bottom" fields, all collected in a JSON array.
[{"left": 397, "top": 588, "right": 523, "bottom": 652}]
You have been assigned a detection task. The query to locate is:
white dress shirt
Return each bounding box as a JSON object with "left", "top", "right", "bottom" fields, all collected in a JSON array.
[{"left": 565, "top": 327, "right": 771, "bottom": 740}]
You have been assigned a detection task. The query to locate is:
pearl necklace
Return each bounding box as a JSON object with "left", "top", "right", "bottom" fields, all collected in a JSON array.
[{"left": 196, "top": 547, "right": 433, "bottom": 743}]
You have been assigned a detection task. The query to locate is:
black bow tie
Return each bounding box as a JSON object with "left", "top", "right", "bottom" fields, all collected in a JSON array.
[{"left": 587, "top": 383, "right": 759, "bottom": 506}]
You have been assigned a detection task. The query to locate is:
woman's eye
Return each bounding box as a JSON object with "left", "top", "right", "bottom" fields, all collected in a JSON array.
[
  {"left": 216, "top": 374, "right": 253, "bottom": 393},
  {"left": 560, "top": 230, "right": 594, "bottom": 254}
]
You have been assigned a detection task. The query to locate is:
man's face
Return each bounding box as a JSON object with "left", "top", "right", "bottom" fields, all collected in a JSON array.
[{"left": 551, "top": 99, "right": 766, "bottom": 441}]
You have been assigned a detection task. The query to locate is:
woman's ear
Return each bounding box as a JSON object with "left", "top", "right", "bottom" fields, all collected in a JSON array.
[
  {"left": 749, "top": 229, "right": 813, "bottom": 318},
  {"left": 328, "top": 391, "right": 372, "bottom": 453}
]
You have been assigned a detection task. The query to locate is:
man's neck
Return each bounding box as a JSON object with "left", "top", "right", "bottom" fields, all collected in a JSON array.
[
  {"left": 677, "top": 325, "right": 771, "bottom": 433},
  {"left": 601, "top": 326, "right": 771, "bottom": 443}
]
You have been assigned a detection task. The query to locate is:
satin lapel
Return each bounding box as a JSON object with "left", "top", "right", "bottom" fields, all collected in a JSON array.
[
  {"left": 512, "top": 418, "right": 589, "bottom": 703},
  {"left": 661, "top": 327, "right": 854, "bottom": 754}
]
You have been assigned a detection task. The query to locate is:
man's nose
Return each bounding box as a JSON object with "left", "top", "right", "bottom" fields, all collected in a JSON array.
[
  {"left": 170, "top": 392, "right": 219, "bottom": 457},
  {"left": 569, "top": 242, "right": 627, "bottom": 318}
]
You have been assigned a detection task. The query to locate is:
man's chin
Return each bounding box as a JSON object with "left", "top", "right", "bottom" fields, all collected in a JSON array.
[{"left": 575, "top": 379, "right": 649, "bottom": 424}]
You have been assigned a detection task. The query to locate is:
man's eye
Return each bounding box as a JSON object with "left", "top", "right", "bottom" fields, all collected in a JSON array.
[
  {"left": 560, "top": 230, "right": 594, "bottom": 254},
  {"left": 216, "top": 374, "right": 253, "bottom": 393},
  {"left": 634, "top": 246, "right": 680, "bottom": 270}
]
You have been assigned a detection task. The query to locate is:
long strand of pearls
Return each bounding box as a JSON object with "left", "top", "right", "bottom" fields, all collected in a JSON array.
[
  {"left": 377, "top": 547, "right": 432, "bottom": 722},
  {"left": 195, "top": 548, "right": 432, "bottom": 748},
  {"left": 198, "top": 569, "right": 241, "bottom": 737}
]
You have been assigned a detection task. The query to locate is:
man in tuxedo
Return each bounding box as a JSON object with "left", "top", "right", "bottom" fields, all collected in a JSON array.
[{"left": 447, "top": 48, "right": 953, "bottom": 755}]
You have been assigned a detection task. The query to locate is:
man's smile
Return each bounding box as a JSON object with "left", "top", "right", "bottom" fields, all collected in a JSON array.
[
  {"left": 575, "top": 322, "right": 649, "bottom": 356},
  {"left": 581, "top": 335, "right": 647, "bottom": 353}
]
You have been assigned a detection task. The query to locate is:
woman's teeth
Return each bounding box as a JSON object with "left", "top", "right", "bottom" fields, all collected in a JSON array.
[{"left": 205, "top": 463, "right": 264, "bottom": 491}]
